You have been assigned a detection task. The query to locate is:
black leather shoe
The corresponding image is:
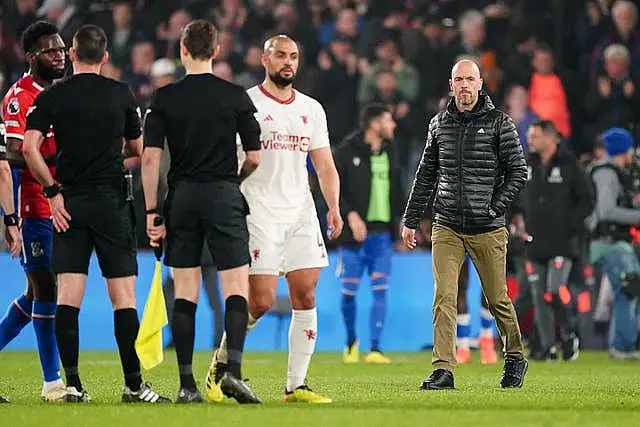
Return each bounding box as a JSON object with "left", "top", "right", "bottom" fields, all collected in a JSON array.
[
  {"left": 499, "top": 357, "right": 528, "bottom": 388},
  {"left": 0, "top": 395, "right": 9, "bottom": 403},
  {"left": 419, "top": 369, "right": 455, "bottom": 390}
]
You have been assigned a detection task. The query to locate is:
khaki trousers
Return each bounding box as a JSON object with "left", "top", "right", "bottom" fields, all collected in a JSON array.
[{"left": 431, "top": 223, "right": 524, "bottom": 371}]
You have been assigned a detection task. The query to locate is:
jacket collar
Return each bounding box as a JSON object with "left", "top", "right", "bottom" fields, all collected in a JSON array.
[{"left": 446, "top": 90, "right": 495, "bottom": 122}]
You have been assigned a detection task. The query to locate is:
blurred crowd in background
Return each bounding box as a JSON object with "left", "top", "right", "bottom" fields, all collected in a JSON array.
[{"left": 2, "top": 0, "right": 639, "bottom": 184}]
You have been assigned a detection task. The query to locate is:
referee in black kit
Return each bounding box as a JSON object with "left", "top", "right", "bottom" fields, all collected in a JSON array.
[
  {"left": 141, "top": 19, "right": 261, "bottom": 404},
  {"left": 22, "top": 25, "right": 170, "bottom": 404}
]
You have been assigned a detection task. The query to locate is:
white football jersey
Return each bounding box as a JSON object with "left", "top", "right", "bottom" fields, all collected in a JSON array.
[{"left": 241, "top": 84, "right": 330, "bottom": 223}]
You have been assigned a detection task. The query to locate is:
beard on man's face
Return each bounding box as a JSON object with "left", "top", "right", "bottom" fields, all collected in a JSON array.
[
  {"left": 269, "top": 68, "right": 296, "bottom": 87},
  {"left": 36, "top": 58, "right": 66, "bottom": 81}
]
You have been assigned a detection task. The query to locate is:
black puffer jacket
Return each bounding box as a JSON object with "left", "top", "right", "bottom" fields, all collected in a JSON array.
[
  {"left": 403, "top": 92, "right": 527, "bottom": 233},
  {"left": 513, "top": 143, "right": 594, "bottom": 260}
]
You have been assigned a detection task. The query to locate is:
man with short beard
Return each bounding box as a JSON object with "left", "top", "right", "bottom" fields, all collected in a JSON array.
[
  {"left": 0, "top": 21, "right": 67, "bottom": 402},
  {"left": 333, "top": 104, "right": 400, "bottom": 365},
  {"left": 206, "top": 34, "right": 343, "bottom": 404},
  {"left": 402, "top": 59, "right": 529, "bottom": 390}
]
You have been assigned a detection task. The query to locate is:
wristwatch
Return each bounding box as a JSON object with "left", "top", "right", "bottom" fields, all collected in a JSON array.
[
  {"left": 3, "top": 213, "right": 19, "bottom": 226},
  {"left": 42, "top": 184, "right": 61, "bottom": 198},
  {"left": 145, "top": 208, "right": 159, "bottom": 215}
]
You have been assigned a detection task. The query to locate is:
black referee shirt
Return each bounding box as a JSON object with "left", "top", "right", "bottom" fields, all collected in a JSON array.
[
  {"left": 26, "top": 73, "right": 141, "bottom": 192},
  {"left": 143, "top": 74, "right": 260, "bottom": 186}
]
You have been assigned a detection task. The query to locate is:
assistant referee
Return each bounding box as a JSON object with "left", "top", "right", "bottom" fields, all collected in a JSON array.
[
  {"left": 141, "top": 19, "right": 261, "bottom": 404},
  {"left": 23, "top": 24, "right": 169, "bottom": 404}
]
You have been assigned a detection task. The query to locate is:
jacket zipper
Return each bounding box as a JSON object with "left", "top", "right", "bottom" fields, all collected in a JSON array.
[{"left": 458, "top": 123, "right": 465, "bottom": 230}]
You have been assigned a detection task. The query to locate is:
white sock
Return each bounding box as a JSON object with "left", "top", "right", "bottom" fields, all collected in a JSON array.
[
  {"left": 42, "top": 378, "right": 64, "bottom": 394},
  {"left": 286, "top": 308, "right": 317, "bottom": 392},
  {"left": 217, "top": 313, "right": 258, "bottom": 364},
  {"left": 458, "top": 337, "right": 470, "bottom": 349},
  {"left": 456, "top": 313, "right": 471, "bottom": 350},
  {"left": 480, "top": 308, "right": 494, "bottom": 338}
]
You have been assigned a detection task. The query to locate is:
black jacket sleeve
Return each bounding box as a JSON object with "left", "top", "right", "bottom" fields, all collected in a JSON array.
[
  {"left": 490, "top": 114, "right": 527, "bottom": 216},
  {"left": 569, "top": 160, "right": 595, "bottom": 232},
  {"left": 402, "top": 115, "right": 439, "bottom": 229}
]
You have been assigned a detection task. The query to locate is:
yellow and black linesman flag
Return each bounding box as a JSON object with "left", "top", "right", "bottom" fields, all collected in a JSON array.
[{"left": 135, "top": 216, "right": 168, "bottom": 370}]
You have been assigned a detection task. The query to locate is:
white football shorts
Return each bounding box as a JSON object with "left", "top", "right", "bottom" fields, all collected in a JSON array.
[{"left": 247, "top": 214, "right": 329, "bottom": 275}]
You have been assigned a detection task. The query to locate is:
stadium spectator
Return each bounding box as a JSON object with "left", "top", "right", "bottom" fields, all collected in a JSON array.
[
  {"left": 316, "top": 34, "right": 359, "bottom": 145},
  {"left": 401, "top": 11, "right": 448, "bottom": 117},
  {"left": 150, "top": 57, "right": 176, "bottom": 89},
  {"left": 234, "top": 43, "right": 264, "bottom": 89},
  {"left": 528, "top": 45, "right": 572, "bottom": 138},
  {"left": 584, "top": 44, "right": 640, "bottom": 143},
  {"left": 216, "top": 30, "right": 244, "bottom": 73},
  {"left": 504, "top": 84, "right": 540, "bottom": 151},
  {"left": 13, "top": 0, "right": 38, "bottom": 37},
  {"left": 213, "top": 60, "right": 234, "bottom": 82},
  {"left": 318, "top": 6, "right": 361, "bottom": 48},
  {"left": 446, "top": 10, "right": 489, "bottom": 67},
  {"left": 101, "top": 60, "right": 122, "bottom": 81},
  {"left": 358, "top": 36, "right": 419, "bottom": 107},
  {"left": 499, "top": 29, "right": 537, "bottom": 90},
  {"left": 156, "top": 8, "right": 191, "bottom": 60},
  {"left": 122, "top": 40, "right": 155, "bottom": 102},
  {"left": 106, "top": 1, "right": 145, "bottom": 68},
  {"left": 272, "top": 2, "right": 318, "bottom": 68},
  {"left": 589, "top": 0, "right": 640, "bottom": 82}
]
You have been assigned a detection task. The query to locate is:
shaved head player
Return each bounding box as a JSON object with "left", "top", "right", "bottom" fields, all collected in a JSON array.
[{"left": 206, "top": 35, "right": 343, "bottom": 404}]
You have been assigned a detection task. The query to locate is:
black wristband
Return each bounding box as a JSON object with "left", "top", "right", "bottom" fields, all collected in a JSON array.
[
  {"left": 145, "top": 208, "right": 159, "bottom": 215},
  {"left": 3, "top": 213, "right": 19, "bottom": 226},
  {"left": 42, "top": 184, "right": 60, "bottom": 198}
]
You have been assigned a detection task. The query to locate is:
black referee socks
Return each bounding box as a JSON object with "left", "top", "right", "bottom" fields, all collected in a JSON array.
[
  {"left": 225, "top": 295, "right": 249, "bottom": 379},
  {"left": 55, "top": 305, "right": 82, "bottom": 391},
  {"left": 172, "top": 298, "right": 197, "bottom": 390},
  {"left": 114, "top": 308, "right": 142, "bottom": 391}
]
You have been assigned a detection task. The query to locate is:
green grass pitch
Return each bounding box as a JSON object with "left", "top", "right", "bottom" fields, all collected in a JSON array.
[{"left": 1, "top": 351, "right": 639, "bottom": 427}]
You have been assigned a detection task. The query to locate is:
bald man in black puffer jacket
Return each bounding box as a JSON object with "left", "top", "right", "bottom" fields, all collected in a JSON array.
[{"left": 401, "top": 60, "right": 528, "bottom": 392}]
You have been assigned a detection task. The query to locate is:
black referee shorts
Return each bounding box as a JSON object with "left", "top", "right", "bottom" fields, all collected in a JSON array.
[
  {"left": 52, "top": 190, "right": 138, "bottom": 278},
  {"left": 164, "top": 180, "right": 250, "bottom": 270}
]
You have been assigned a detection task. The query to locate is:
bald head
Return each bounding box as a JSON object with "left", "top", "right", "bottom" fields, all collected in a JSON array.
[
  {"left": 262, "top": 34, "right": 299, "bottom": 88},
  {"left": 451, "top": 59, "right": 481, "bottom": 79},
  {"left": 263, "top": 34, "right": 297, "bottom": 54},
  {"left": 449, "top": 59, "right": 483, "bottom": 110}
]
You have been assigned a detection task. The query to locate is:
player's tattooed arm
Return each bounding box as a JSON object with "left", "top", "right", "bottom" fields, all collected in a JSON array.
[
  {"left": 239, "top": 150, "right": 261, "bottom": 182},
  {"left": 6, "top": 137, "right": 56, "bottom": 168}
]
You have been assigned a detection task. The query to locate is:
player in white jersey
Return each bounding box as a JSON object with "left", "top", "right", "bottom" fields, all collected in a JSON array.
[{"left": 206, "top": 35, "right": 343, "bottom": 404}]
